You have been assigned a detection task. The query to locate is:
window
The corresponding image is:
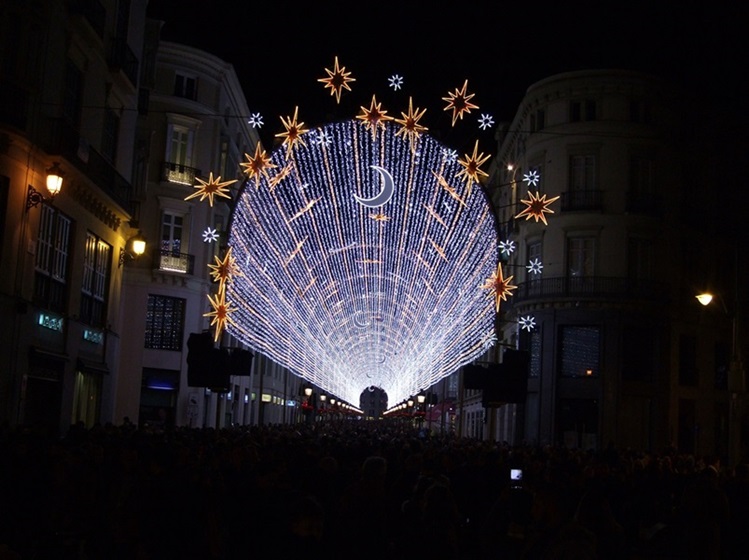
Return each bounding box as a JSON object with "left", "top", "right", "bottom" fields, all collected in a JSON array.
[
  {"left": 527, "top": 240, "right": 542, "bottom": 281},
  {"left": 567, "top": 237, "right": 596, "bottom": 278},
  {"left": 528, "top": 329, "right": 542, "bottom": 378},
  {"left": 559, "top": 326, "right": 600, "bottom": 377},
  {"left": 570, "top": 99, "right": 597, "bottom": 122},
  {"left": 530, "top": 109, "right": 545, "bottom": 132},
  {"left": 174, "top": 73, "right": 197, "bottom": 100},
  {"left": 161, "top": 211, "right": 184, "bottom": 254},
  {"left": 627, "top": 237, "right": 653, "bottom": 282},
  {"left": 80, "top": 232, "right": 111, "bottom": 327},
  {"left": 63, "top": 59, "right": 83, "bottom": 128},
  {"left": 629, "top": 99, "right": 651, "bottom": 123},
  {"left": 101, "top": 107, "right": 119, "bottom": 163},
  {"left": 144, "top": 295, "right": 186, "bottom": 350},
  {"left": 168, "top": 125, "right": 192, "bottom": 167},
  {"left": 34, "top": 204, "right": 71, "bottom": 312},
  {"left": 622, "top": 327, "right": 655, "bottom": 382},
  {"left": 569, "top": 155, "right": 596, "bottom": 191},
  {"left": 678, "top": 334, "right": 698, "bottom": 386},
  {"left": 630, "top": 156, "right": 655, "bottom": 195}
]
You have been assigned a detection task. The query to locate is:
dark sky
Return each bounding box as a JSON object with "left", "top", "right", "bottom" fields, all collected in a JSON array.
[{"left": 146, "top": 1, "right": 743, "bottom": 152}]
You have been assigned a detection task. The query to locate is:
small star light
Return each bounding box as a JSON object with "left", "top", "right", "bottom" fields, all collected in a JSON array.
[
  {"left": 499, "top": 239, "right": 516, "bottom": 256},
  {"left": 248, "top": 113, "right": 264, "bottom": 128},
  {"left": 519, "top": 315, "right": 536, "bottom": 332},
  {"left": 314, "top": 130, "right": 333, "bottom": 147},
  {"left": 356, "top": 95, "right": 394, "bottom": 140},
  {"left": 478, "top": 113, "right": 495, "bottom": 130},
  {"left": 481, "top": 262, "right": 517, "bottom": 313},
  {"left": 394, "top": 97, "right": 428, "bottom": 152},
  {"left": 527, "top": 258, "right": 543, "bottom": 275},
  {"left": 318, "top": 56, "right": 356, "bottom": 103},
  {"left": 442, "top": 79, "right": 479, "bottom": 126},
  {"left": 515, "top": 191, "right": 561, "bottom": 226},
  {"left": 275, "top": 106, "right": 309, "bottom": 156},
  {"left": 240, "top": 143, "right": 277, "bottom": 189},
  {"left": 523, "top": 169, "right": 540, "bottom": 187},
  {"left": 208, "top": 246, "right": 241, "bottom": 293},
  {"left": 203, "top": 227, "right": 219, "bottom": 243},
  {"left": 184, "top": 172, "right": 236, "bottom": 206},
  {"left": 388, "top": 74, "right": 404, "bottom": 90},
  {"left": 204, "top": 290, "right": 236, "bottom": 342},
  {"left": 441, "top": 148, "right": 459, "bottom": 162},
  {"left": 456, "top": 140, "right": 491, "bottom": 187}
]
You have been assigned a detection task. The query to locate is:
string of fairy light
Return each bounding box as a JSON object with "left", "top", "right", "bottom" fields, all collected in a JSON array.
[{"left": 185, "top": 57, "right": 558, "bottom": 406}]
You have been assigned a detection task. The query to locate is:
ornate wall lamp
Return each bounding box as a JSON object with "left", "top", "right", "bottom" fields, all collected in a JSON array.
[
  {"left": 119, "top": 233, "right": 147, "bottom": 267},
  {"left": 26, "top": 162, "right": 64, "bottom": 211}
]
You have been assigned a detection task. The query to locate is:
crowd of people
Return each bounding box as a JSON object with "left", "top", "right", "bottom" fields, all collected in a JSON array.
[{"left": 1, "top": 419, "right": 748, "bottom": 559}]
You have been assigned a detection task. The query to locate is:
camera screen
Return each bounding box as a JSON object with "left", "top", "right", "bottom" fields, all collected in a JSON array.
[{"left": 510, "top": 468, "right": 523, "bottom": 481}]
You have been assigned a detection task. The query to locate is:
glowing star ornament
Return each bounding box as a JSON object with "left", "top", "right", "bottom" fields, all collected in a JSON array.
[
  {"left": 241, "top": 143, "right": 277, "bottom": 189},
  {"left": 208, "top": 247, "right": 241, "bottom": 293},
  {"left": 478, "top": 113, "right": 495, "bottom": 130},
  {"left": 394, "top": 96, "right": 428, "bottom": 152},
  {"left": 185, "top": 172, "right": 236, "bottom": 206},
  {"left": 519, "top": 315, "right": 536, "bottom": 332},
  {"left": 248, "top": 113, "right": 264, "bottom": 128},
  {"left": 523, "top": 169, "right": 540, "bottom": 187},
  {"left": 318, "top": 56, "right": 356, "bottom": 103},
  {"left": 499, "top": 240, "right": 516, "bottom": 256},
  {"left": 481, "top": 262, "right": 517, "bottom": 313},
  {"left": 356, "top": 95, "right": 394, "bottom": 140},
  {"left": 516, "top": 191, "right": 560, "bottom": 226},
  {"left": 275, "top": 106, "right": 309, "bottom": 156},
  {"left": 442, "top": 79, "right": 479, "bottom": 126},
  {"left": 388, "top": 74, "right": 404, "bottom": 90},
  {"left": 204, "top": 290, "right": 236, "bottom": 342},
  {"left": 203, "top": 227, "right": 219, "bottom": 243},
  {"left": 456, "top": 140, "right": 491, "bottom": 187},
  {"left": 527, "top": 258, "right": 543, "bottom": 274}
]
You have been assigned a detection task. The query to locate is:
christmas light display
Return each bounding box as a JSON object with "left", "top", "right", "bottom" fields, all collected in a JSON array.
[{"left": 225, "top": 119, "right": 500, "bottom": 405}]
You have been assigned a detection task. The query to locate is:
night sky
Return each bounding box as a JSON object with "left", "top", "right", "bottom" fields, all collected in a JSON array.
[{"left": 146, "top": 1, "right": 743, "bottom": 152}]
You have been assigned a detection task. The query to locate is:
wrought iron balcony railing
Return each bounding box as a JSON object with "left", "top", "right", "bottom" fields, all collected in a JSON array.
[
  {"left": 162, "top": 162, "right": 201, "bottom": 185},
  {"left": 155, "top": 250, "right": 195, "bottom": 275}
]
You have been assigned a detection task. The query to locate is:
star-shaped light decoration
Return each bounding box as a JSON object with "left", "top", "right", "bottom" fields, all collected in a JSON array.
[
  {"left": 515, "top": 191, "right": 561, "bottom": 226},
  {"left": 442, "top": 79, "right": 479, "bottom": 127},
  {"left": 441, "top": 148, "right": 459, "bottom": 162},
  {"left": 499, "top": 239, "right": 516, "bottom": 256},
  {"left": 208, "top": 246, "right": 241, "bottom": 293},
  {"left": 203, "top": 227, "right": 219, "bottom": 243},
  {"left": 184, "top": 172, "right": 237, "bottom": 206},
  {"left": 481, "top": 262, "right": 517, "bottom": 313},
  {"left": 356, "top": 95, "right": 394, "bottom": 140},
  {"left": 204, "top": 289, "right": 236, "bottom": 342},
  {"left": 478, "top": 113, "right": 495, "bottom": 130},
  {"left": 268, "top": 163, "right": 293, "bottom": 193},
  {"left": 370, "top": 212, "right": 390, "bottom": 222},
  {"left": 248, "top": 113, "right": 264, "bottom": 128},
  {"left": 456, "top": 140, "right": 491, "bottom": 187},
  {"left": 519, "top": 315, "right": 536, "bottom": 332},
  {"left": 314, "top": 130, "right": 333, "bottom": 147},
  {"left": 432, "top": 171, "right": 466, "bottom": 207},
  {"left": 318, "top": 56, "right": 356, "bottom": 103},
  {"left": 527, "top": 258, "right": 543, "bottom": 274},
  {"left": 388, "top": 74, "right": 404, "bottom": 90},
  {"left": 523, "top": 169, "right": 540, "bottom": 187},
  {"left": 275, "top": 106, "right": 309, "bottom": 157},
  {"left": 394, "top": 96, "right": 428, "bottom": 152},
  {"left": 240, "top": 143, "right": 277, "bottom": 189}
]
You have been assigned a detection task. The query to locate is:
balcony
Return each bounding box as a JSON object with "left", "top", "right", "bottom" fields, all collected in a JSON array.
[
  {"left": 507, "top": 275, "right": 669, "bottom": 307},
  {"left": 108, "top": 37, "right": 139, "bottom": 87},
  {"left": 561, "top": 189, "right": 604, "bottom": 212},
  {"left": 155, "top": 250, "right": 195, "bottom": 275},
  {"left": 162, "top": 161, "right": 201, "bottom": 185}
]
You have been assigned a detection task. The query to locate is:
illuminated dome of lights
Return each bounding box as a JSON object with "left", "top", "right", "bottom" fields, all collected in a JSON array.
[{"left": 226, "top": 118, "right": 499, "bottom": 405}]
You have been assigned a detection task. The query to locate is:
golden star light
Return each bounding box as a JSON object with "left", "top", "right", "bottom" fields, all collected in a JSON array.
[
  {"left": 481, "top": 262, "right": 517, "bottom": 313},
  {"left": 184, "top": 172, "right": 236, "bottom": 206},
  {"left": 208, "top": 247, "right": 241, "bottom": 293},
  {"left": 356, "top": 95, "right": 394, "bottom": 140},
  {"left": 456, "top": 140, "right": 491, "bottom": 187},
  {"left": 394, "top": 96, "right": 428, "bottom": 152},
  {"left": 432, "top": 171, "right": 466, "bottom": 207},
  {"left": 442, "top": 79, "right": 479, "bottom": 126},
  {"left": 318, "top": 56, "right": 356, "bottom": 103},
  {"left": 275, "top": 106, "right": 309, "bottom": 156},
  {"left": 515, "top": 191, "right": 561, "bottom": 225},
  {"left": 240, "top": 143, "right": 277, "bottom": 189},
  {"left": 204, "top": 290, "right": 236, "bottom": 342}
]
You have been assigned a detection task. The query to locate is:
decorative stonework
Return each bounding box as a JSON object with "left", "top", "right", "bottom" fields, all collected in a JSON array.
[{"left": 70, "top": 183, "right": 123, "bottom": 231}]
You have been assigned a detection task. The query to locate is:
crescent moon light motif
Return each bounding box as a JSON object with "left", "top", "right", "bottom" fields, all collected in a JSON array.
[
  {"left": 353, "top": 165, "right": 394, "bottom": 208},
  {"left": 353, "top": 310, "right": 370, "bottom": 328}
]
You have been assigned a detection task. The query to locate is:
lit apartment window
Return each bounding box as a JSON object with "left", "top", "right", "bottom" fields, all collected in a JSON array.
[
  {"left": 174, "top": 73, "right": 197, "bottom": 100},
  {"left": 144, "top": 295, "right": 186, "bottom": 350},
  {"left": 80, "top": 232, "right": 111, "bottom": 327},
  {"left": 34, "top": 205, "right": 71, "bottom": 312},
  {"left": 559, "top": 325, "right": 600, "bottom": 377}
]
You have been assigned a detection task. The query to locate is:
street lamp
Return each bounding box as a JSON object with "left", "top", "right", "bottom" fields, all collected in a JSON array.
[
  {"left": 26, "top": 162, "right": 64, "bottom": 210},
  {"left": 697, "top": 290, "right": 745, "bottom": 467}
]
